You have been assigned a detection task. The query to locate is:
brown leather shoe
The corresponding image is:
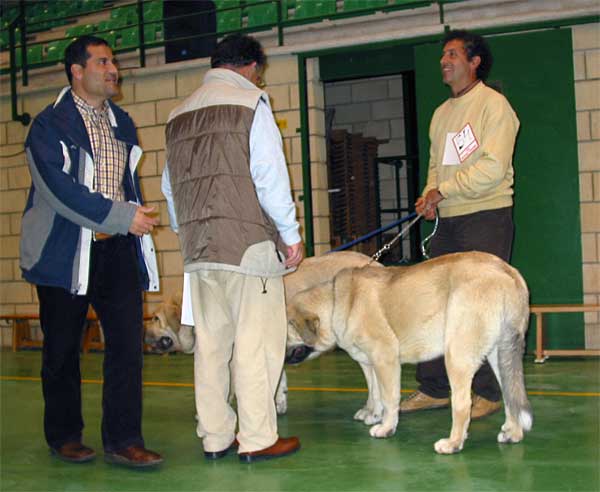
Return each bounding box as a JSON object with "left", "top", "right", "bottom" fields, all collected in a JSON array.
[
  {"left": 104, "top": 445, "right": 163, "bottom": 468},
  {"left": 399, "top": 391, "right": 450, "bottom": 413},
  {"left": 51, "top": 442, "right": 96, "bottom": 463},
  {"left": 471, "top": 394, "right": 502, "bottom": 420},
  {"left": 239, "top": 436, "right": 300, "bottom": 463},
  {"left": 204, "top": 439, "right": 239, "bottom": 460}
]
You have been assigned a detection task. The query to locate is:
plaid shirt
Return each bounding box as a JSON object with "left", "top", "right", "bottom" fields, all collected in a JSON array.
[{"left": 72, "top": 90, "right": 127, "bottom": 201}]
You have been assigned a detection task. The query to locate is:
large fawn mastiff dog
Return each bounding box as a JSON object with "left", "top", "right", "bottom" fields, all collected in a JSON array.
[{"left": 286, "top": 251, "right": 533, "bottom": 454}]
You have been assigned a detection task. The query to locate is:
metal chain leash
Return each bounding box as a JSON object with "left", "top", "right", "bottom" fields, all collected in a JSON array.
[
  {"left": 369, "top": 211, "right": 440, "bottom": 264},
  {"left": 420, "top": 211, "right": 439, "bottom": 260},
  {"left": 369, "top": 214, "right": 423, "bottom": 264}
]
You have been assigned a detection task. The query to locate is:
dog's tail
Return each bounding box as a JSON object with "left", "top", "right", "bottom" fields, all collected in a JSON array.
[{"left": 497, "top": 266, "right": 533, "bottom": 432}]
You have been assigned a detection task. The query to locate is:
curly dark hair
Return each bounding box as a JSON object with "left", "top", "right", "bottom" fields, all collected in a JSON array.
[
  {"left": 443, "top": 30, "right": 493, "bottom": 81},
  {"left": 64, "top": 35, "right": 111, "bottom": 84},
  {"left": 210, "top": 34, "right": 266, "bottom": 69}
]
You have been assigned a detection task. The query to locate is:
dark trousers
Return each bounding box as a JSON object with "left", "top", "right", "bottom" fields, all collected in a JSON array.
[
  {"left": 417, "top": 207, "right": 514, "bottom": 401},
  {"left": 37, "top": 235, "right": 145, "bottom": 452}
]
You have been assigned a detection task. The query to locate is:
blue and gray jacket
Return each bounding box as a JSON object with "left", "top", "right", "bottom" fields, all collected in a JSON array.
[{"left": 20, "top": 87, "right": 159, "bottom": 295}]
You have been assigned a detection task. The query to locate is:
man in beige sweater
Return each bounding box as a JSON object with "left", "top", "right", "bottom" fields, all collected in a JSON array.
[{"left": 400, "top": 30, "right": 520, "bottom": 419}]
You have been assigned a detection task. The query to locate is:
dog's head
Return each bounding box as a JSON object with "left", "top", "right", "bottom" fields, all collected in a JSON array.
[
  {"left": 285, "top": 282, "right": 336, "bottom": 364},
  {"left": 145, "top": 294, "right": 195, "bottom": 354}
]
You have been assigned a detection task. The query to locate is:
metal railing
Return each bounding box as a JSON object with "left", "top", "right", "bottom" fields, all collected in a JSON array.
[
  {"left": 2, "top": 0, "right": 451, "bottom": 125},
  {"left": 2, "top": 0, "right": 597, "bottom": 126}
]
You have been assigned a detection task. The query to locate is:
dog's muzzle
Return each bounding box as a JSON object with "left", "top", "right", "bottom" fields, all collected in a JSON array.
[
  {"left": 157, "top": 336, "right": 174, "bottom": 351},
  {"left": 285, "top": 345, "right": 314, "bottom": 365}
]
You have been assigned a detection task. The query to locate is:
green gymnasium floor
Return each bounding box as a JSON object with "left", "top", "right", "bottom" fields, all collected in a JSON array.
[{"left": 1, "top": 349, "right": 598, "bottom": 492}]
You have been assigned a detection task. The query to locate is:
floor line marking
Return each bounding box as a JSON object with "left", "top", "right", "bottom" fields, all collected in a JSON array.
[{"left": 1, "top": 376, "right": 598, "bottom": 397}]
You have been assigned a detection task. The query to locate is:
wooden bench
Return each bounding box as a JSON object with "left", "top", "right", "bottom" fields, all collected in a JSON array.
[
  {"left": 1, "top": 313, "right": 152, "bottom": 353},
  {"left": 0, "top": 314, "right": 44, "bottom": 352},
  {"left": 531, "top": 304, "right": 600, "bottom": 363},
  {"left": 0, "top": 312, "right": 103, "bottom": 353}
]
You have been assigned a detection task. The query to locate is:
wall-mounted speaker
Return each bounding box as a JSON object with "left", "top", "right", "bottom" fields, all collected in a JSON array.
[{"left": 163, "top": 0, "right": 216, "bottom": 63}]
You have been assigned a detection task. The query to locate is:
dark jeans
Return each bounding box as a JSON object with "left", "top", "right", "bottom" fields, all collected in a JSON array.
[
  {"left": 417, "top": 207, "right": 514, "bottom": 401},
  {"left": 37, "top": 235, "right": 145, "bottom": 452}
]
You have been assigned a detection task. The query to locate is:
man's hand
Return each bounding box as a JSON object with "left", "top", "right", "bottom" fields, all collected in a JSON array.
[
  {"left": 415, "top": 189, "right": 444, "bottom": 220},
  {"left": 129, "top": 205, "right": 159, "bottom": 237},
  {"left": 285, "top": 241, "right": 304, "bottom": 268}
]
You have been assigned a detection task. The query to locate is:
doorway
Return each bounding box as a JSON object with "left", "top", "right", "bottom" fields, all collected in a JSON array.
[{"left": 323, "top": 72, "right": 421, "bottom": 262}]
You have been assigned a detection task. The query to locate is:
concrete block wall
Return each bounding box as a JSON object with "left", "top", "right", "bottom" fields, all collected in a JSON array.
[
  {"left": 0, "top": 52, "right": 308, "bottom": 334},
  {"left": 573, "top": 23, "right": 600, "bottom": 348}
]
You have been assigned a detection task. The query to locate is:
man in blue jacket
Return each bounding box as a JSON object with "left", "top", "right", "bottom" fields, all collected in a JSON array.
[{"left": 20, "top": 36, "right": 162, "bottom": 467}]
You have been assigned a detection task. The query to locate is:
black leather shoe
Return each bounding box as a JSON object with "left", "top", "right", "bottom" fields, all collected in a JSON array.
[
  {"left": 50, "top": 442, "right": 96, "bottom": 463},
  {"left": 239, "top": 436, "right": 300, "bottom": 463},
  {"left": 204, "top": 439, "right": 238, "bottom": 460}
]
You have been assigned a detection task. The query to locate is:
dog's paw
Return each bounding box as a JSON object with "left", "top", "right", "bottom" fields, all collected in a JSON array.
[
  {"left": 369, "top": 424, "right": 395, "bottom": 438},
  {"left": 354, "top": 407, "right": 382, "bottom": 424},
  {"left": 497, "top": 428, "right": 523, "bottom": 444},
  {"left": 275, "top": 397, "right": 288, "bottom": 415},
  {"left": 364, "top": 410, "right": 383, "bottom": 425},
  {"left": 434, "top": 438, "right": 463, "bottom": 454}
]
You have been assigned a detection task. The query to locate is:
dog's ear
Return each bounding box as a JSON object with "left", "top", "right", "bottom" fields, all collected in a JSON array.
[
  {"left": 169, "top": 292, "right": 183, "bottom": 310},
  {"left": 165, "top": 306, "right": 181, "bottom": 333},
  {"left": 289, "top": 311, "right": 320, "bottom": 346}
]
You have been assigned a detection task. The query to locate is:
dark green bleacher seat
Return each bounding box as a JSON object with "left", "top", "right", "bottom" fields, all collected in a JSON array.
[
  {"left": 119, "top": 26, "right": 139, "bottom": 49},
  {"left": 146, "top": 23, "right": 162, "bottom": 43},
  {"left": 293, "top": 0, "right": 312, "bottom": 19},
  {"left": 0, "top": 30, "right": 9, "bottom": 51},
  {"left": 15, "top": 44, "right": 43, "bottom": 67},
  {"left": 78, "top": 0, "right": 105, "bottom": 14},
  {"left": 294, "top": 0, "right": 336, "bottom": 19},
  {"left": 111, "top": 5, "right": 137, "bottom": 25},
  {"left": 50, "top": 5, "right": 71, "bottom": 28},
  {"left": 1, "top": 7, "right": 19, "bottom": 33},
  {"left": 100, "top": 30, "right": 118, "bottom": 49},
  {"left": 118, "top": 24, "right": 161, "bottom": 50},
  {"left": 316, "top": 1, "right": 337, "bottom": 16},
  {"left": 66, "top": 24, "right": 96, "bottom": 38},
  {"left": 45, "top": 39, "right": 71, "bottom": 63},
  {"left": 344, "top": 0, "right": 387, "bottom": 11},
  {"left": 245, "top": 1, "right": 278, "bottom": 28},
  {"left": 28, "top": 44, "right": 43, "bottom": 65},
  {"left": 215, "top": 0, "right": 242, "bottom": 34},
  {"left": 98, "top": 17, "right": 128, "bottom": 32},
  {"left": 144, "top": 0, "right": 163, "bottom": 21},
  {"left": 215, "top": 0, "right": 240, "bottom": 8},
  {"left": 1, "top": 27, "right": 20, "bottom": 52}
]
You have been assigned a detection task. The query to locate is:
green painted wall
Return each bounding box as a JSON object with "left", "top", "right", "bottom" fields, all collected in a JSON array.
[
  {"left": 414, "top": 29, "right": 584, "bottom": 350},
  {"left": 319, "top": 44, "right": 414, "bottom": 81}
]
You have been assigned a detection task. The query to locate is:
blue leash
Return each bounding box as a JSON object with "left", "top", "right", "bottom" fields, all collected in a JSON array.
[
  {"left": 328, "top": 211, "right": 439, "bottom": 261},
  {"left": 329, "top": 212, "right": 418, "bottom": 253}
]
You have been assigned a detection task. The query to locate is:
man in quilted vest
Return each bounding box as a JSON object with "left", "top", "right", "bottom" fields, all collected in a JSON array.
[{"left": 162, "top": 34, "right": 303, "bottom": 463}]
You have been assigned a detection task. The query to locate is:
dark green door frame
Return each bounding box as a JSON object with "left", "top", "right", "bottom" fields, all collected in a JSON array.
[{"left": 297, "top": 57, "right": 314, "bottom": 257}]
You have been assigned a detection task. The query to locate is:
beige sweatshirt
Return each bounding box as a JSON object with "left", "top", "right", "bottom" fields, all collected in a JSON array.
[{"left": 423, "top": 81, "right": 520, "bottom": 218}]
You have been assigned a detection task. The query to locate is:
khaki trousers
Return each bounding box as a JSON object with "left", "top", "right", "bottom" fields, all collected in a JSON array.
[{"left": 189, "top": 269, "right": 286, "bottom": 453}]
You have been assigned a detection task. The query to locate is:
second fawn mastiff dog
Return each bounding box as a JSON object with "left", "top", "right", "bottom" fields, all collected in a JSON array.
[{"left": 286, "top": 251, "right": 533, "bottom": 454}]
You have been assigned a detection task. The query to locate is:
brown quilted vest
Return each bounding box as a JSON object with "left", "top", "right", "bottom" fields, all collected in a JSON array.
[{"left": 165, "top": 95, "right": 283, "bottom": 269}]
